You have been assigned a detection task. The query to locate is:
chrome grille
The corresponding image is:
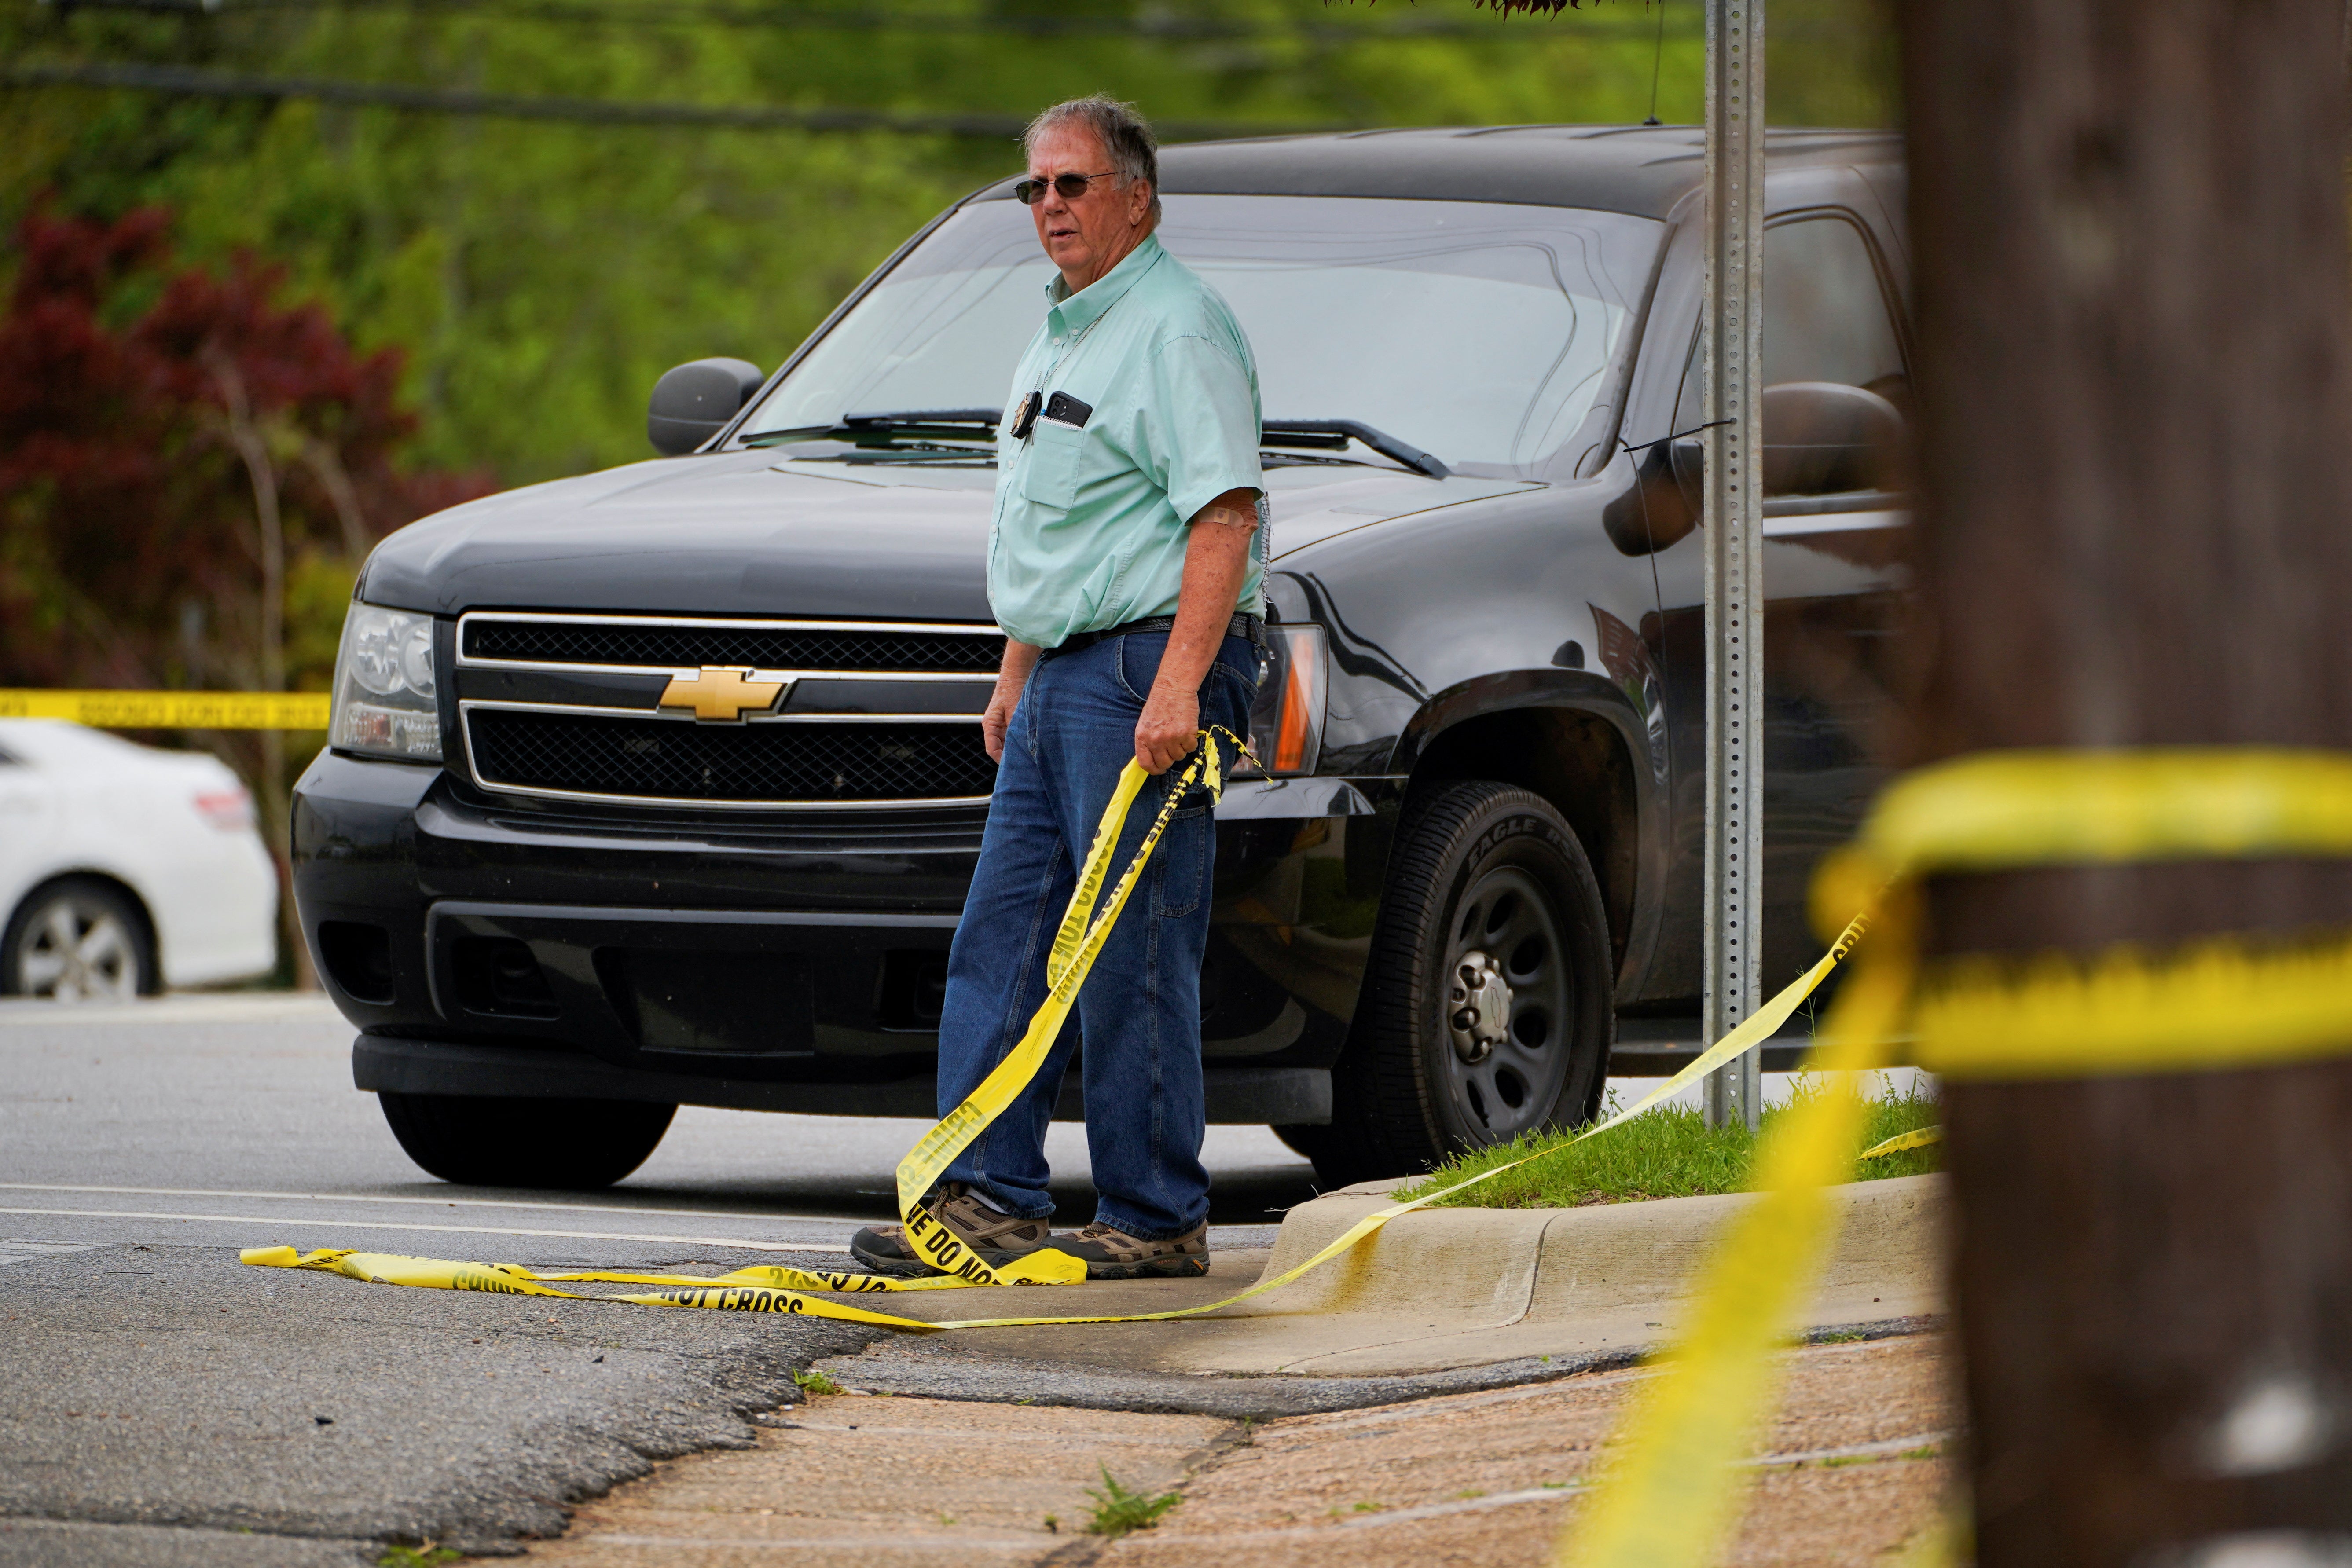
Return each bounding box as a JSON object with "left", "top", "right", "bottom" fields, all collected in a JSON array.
[
  {"left": 462, "top": 615, "right": 1002, "bottom": 674},
  {"left": 468, "top": 712, "right": 995, "bottom": 806},
  {"left": 455, "top": 612, "right": 998, "bottom": 810}
]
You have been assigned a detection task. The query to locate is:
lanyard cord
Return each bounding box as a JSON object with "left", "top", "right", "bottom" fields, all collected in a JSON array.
[
  {"left": 1046, "top": 295, "right": 1117, "bottom": 380},
  {"left": 1046, "top": 246, "right": 1159, "bottom": 378}
]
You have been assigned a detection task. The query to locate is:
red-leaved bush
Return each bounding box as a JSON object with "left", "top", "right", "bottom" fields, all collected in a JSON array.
[{"left": 0, "top": 203, "right": 493, "bottom": 689}]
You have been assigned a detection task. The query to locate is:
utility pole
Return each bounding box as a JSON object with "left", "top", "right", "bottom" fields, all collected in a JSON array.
[
  {"left": 1900, "top": 0, "right": 2352, "bottom": 1560},
  {"left": 1702, "top": 0, "right": 1766, "bottom": 1132}
]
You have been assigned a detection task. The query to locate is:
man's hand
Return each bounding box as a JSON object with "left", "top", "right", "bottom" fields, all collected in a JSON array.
[
  {"left": 1135, "top": 683, "right": 1200, "bottom": 775},
  {"left": 982, "top": 688, "right": 1017, "bottom": 763},
  {"left": 984, "top": 639, "right": 1042, "bottom": 763}
]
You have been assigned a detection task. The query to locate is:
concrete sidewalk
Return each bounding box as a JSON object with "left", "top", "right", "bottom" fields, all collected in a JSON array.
[
  {"left": 512, "top": 1332, "right": 1956, "bottom": 1567},
  {"left": 428, "top": 1172, "right": 1953, "bottom": 1561}
]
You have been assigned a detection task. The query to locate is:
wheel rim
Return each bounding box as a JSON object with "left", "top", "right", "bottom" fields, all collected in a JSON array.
[
  {"left": 1437, "top": 865, "right": 1574, "bottom": 1141},
  {"left": 18, "top": 898, "right": 138, "bottom": 1002}
]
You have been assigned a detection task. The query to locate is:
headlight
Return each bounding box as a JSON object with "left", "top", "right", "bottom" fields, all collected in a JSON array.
[
  {"left": 1237, "top": 624, "right": 1327, "bottom": 777},
  {"left": 330, "top": 604, "right": 443, "bottom": 762}
]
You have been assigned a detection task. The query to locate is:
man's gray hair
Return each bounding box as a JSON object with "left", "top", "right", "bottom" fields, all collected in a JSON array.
[{"left": 1024, "top": 95, "right": 1162, "bottom": 223}]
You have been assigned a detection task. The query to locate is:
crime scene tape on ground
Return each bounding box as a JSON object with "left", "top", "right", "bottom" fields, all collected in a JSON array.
[
  {"left": 246, "top": 725, "right": 1889, "bottom": 1328},
  {"left": 235, "top": 1247, "right": 968, "bottom": 1323},
  {"left": 1856, "top": 1126, "right": 1942, "bottom": 1161},
  {"left": 0, "top": 689, "right": 331, "bottom": 729},
  {"left": 1558, "top": 748, "right": 2352, "bottom": 1568}
]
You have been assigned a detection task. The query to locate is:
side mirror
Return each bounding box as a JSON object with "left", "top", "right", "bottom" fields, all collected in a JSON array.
[
  {"left": 1761, "top": 381, "right": 1905, "bottom": 497},
  {"left": 647, "top": 358, "right": 764, "bottom": 456},
  {"left": 1601, "top": 436, "right": 1704, "bottom": 556}
]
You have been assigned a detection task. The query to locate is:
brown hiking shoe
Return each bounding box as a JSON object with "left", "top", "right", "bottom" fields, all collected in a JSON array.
[
  {"left": 1054, "top": 1220, "right": 1210, "bottom": 1280},
  {"left": 848, "top": 1183, "right": 1053, "bottom": 1278}
]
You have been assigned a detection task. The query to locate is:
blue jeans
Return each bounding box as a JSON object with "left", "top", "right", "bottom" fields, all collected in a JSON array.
[{"left": 935, "top": 630, "right": 1258, "bottom": 1239}]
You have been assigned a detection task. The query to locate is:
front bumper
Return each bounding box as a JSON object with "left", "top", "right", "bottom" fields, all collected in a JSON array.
[{"left": 292, "top": 751, "right": 1399, "bottom": 1124}]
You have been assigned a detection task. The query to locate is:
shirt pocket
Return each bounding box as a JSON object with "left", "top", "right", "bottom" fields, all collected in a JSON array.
[{"left": 1016, "top": 420, "right": 1085, "bottom": 512}]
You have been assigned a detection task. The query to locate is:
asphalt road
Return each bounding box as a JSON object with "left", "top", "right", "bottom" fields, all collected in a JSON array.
[{"left": 0, "top": 994, "right": 1315, "bottom": 1565}]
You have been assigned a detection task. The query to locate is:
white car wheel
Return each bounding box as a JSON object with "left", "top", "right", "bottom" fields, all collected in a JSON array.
[{"left": 3, "top": 881, "right": 155, "bottom": 1001}]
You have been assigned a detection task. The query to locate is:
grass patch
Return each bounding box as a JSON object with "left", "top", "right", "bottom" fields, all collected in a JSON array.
[
  {"left": 378, "top": 1549, "right": 462, "bottom": 1568},
  {"left": 1392, "top": 1083, "right": 1941, "bottom": 1210},
  {"left": 1085, "top": 1468, "right": 1182, "bottom": 1536},
  {"left": 791, "top": 1368, "right": 842, "bottom": 1397}
]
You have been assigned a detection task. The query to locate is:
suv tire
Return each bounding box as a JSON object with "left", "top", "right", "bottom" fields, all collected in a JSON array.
[
  {"left": 1305, "top": 781, "right": 1613, "bottom": 1187},
  {"left": 1, "top": 877, "right": 158, "bottom": 1000},
  {"left": 378, "top": 1092, "right": 677, "bottom": 1189}
]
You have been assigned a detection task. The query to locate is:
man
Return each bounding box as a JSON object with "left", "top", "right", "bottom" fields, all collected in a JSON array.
[{"left": 851, "top": 95, "right": 1266, "bottom": 1281}]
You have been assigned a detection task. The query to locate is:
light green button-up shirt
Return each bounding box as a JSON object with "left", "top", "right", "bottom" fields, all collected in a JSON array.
[{"left": 987, "top": 234, "right": 1266, "bottom": 650}]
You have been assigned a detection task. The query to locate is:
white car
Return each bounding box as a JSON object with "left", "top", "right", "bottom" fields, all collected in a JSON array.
[{"left": 0, "top": 719, "right": 279, "bottom": 1000}]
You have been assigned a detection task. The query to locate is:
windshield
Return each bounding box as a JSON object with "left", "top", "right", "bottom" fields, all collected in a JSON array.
[{"left": 738, "top": 194, "right": 1664, "bottom": 477}]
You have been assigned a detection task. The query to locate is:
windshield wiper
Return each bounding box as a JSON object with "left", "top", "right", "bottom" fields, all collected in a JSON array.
[
  {"left": 749, "top": 409, "right": 1450, "bottom": 479},
  {"left": 744, "top": 409, "right": 1001, "bottom": 447},
  {"left": 1262, "top": 420, "right": 1450, "bottom": 480},
  {"left": 842, "top": 409, "right": 1000, "bottom": 437}
]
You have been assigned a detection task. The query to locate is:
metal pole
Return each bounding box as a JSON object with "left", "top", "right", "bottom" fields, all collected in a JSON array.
[{"left": 1701, "top": 0, "right": 1766, "bottom": 1132}]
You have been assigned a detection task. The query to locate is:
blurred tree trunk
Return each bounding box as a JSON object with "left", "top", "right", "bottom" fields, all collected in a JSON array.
[
  {"left": 1898, "top": 0, "right": 2352, "bottom": 1561},
  {"left": 205, "top": 349, "right": 313, "bottom": 991}
]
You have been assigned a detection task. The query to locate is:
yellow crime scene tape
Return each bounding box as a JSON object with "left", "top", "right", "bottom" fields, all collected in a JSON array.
[
  {"left": 1857, "top": 1125, "right": 1942, "bottom": 1160},
  {"left": 0, "top": 689, "right": 330, "bottom": 729},
  {"left": 242, "top": 724, "right": 1887, "bottom": 1332},
  {"left": 1558, "top": 748, "right": 2352, "bottom": 1568}
]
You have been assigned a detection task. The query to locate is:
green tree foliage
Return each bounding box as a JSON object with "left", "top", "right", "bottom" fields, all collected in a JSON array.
[{"left": 2, "top": 0, "right": 1893, "bottom": 487}]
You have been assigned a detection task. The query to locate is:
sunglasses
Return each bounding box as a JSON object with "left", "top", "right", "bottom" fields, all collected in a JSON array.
[{"left": 1015, "top": 171, "right": 1118, "bottom": 205}]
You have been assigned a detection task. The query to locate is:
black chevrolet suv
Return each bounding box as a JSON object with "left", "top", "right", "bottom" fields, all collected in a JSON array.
[{"left": 294, "top": 125, "right": 1912, "bottom": 1190}]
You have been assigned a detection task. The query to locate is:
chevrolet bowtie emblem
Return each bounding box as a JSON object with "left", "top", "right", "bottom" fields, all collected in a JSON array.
[{"left": 658, "top": 666, "right": 791, "bottom": 722}]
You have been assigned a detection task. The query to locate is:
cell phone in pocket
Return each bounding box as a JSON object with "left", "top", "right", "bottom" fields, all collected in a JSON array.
[{"left": 1041, "top": 392, "right": 1093, "bottom": 429}]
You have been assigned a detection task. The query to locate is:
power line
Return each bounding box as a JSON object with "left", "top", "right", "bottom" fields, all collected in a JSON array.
[
  {"left": 0, "top": 58, "right": 1353, "bottom": 137},
  {"left": 35, "top": 0, "right": 1706, "bottom": 41}
]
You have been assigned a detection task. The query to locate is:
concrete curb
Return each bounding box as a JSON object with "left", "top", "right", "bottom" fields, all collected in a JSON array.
[
  {"left": 816, "top": 1176, "right": 1948, "bottom": 1398},
  {"left": 1287, "top": 1169, "right": 1948, "bottom": 1318},
  {"left": 1159, "top": 1172, "right": 1950, "bottom": 1375}
]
